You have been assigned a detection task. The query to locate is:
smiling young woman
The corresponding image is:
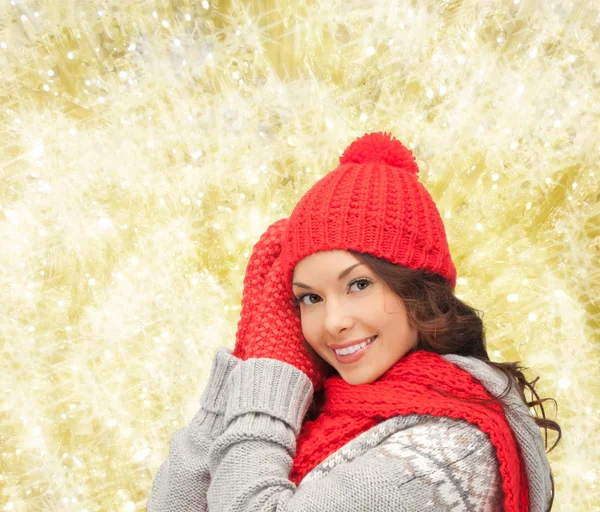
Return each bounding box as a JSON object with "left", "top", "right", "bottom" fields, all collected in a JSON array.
[
  {"left": 292, "top": 250, "right": 419, "bottom": 386},
  {"left": 148, "top": 132, "right": 561, "bottom": 512},
  {"left": 297, "top": 249, "right": 561, "bottom": 455}
]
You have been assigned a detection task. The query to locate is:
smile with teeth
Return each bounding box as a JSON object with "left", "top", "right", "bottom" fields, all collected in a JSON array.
[{"left": 334, "top": 335, "right": 377, "bottom": 356}]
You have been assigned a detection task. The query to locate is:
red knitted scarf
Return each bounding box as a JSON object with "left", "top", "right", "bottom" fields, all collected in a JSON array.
[{"left": 290, "top": 350, "right": 530, "bottom": 512}]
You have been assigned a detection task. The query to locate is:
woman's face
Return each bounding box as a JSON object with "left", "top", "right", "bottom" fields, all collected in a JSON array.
[{"left": 292, "top": 250, "right": 418, "bottom": 385}]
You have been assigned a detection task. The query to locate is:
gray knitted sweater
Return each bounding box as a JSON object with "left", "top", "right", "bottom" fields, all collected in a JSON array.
[{"left": 147, "top": 347, "right": 552, "bottom": 512}]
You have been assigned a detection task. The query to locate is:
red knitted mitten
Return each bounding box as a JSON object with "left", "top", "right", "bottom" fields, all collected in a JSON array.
[
  {"left": 233, "top": 220, "right": 327, "bottom": 391},
  {"left": 233, "top": 218, "right": 287, "bottom": 361},
  {"left": 240, "top": 256, "right": 327, "bottom": 391}
]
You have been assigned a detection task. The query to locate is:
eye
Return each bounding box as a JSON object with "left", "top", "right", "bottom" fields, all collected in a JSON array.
[
  {"left": 293, "top": 278, "right": 372, "bottom": 307},
  {"left": 294, "top": 293, "right": 322, "bottom": 307},
  {"left": 349, "top": 278, "right": 371, "bottom": 292}
]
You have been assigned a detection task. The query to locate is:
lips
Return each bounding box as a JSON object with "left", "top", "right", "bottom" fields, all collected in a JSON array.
[
  {"left": 330, "top": 335, "right": 376, "bottom": 350},
  {"left": 332, "top": 335, "right": 377, "bottom": 364}
]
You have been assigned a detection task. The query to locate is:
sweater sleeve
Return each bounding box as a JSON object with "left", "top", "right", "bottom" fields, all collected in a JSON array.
[
  {"left": 207, "top": 357, "right": 504, "bottom": 512},
  {"left": 147, "top": 347, "right": 239, "bottom": 512}
]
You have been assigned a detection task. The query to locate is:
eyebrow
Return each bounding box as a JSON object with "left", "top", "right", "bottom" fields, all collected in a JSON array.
[{"left": 292, "top": 263, "right": 364, "bottom": 290}]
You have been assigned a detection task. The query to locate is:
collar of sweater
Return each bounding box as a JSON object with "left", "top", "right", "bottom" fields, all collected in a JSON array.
[{"left": 291, "top": 350, "right": 551, "bottom": 512}]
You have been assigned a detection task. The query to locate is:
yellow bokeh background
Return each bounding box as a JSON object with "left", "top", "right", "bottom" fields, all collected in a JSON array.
[{"left": 0, "top": 0, "right": 598, "bottom": 510}]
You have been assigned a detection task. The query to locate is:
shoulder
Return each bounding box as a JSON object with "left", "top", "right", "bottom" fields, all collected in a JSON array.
[
  {"left": 300, "top": 415, "right": 503, "bottom": 511},
  {"left": 377, "top": 414, "right": 497, "bottom": 456},
  {"left": 440, "top": 353, "right": 518, "bottom": 403},
  {"left": 374, "top": 416, "right": 501, "bottom": 485}
]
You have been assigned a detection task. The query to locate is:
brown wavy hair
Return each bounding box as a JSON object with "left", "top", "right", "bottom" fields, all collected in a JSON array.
[{"left": 302, "top": 250, "right": 562, "bottom": 511}]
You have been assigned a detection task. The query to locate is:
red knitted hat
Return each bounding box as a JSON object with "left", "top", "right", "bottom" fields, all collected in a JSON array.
[{"left": 280, "top": 131, "right": 457, "bottom": 294}]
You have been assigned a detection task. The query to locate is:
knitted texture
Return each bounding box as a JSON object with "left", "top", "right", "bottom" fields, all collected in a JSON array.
[
  {"left": 298, "top": 414, "right": 505, "bottom": 510},
  {"left": 290, "top": 349, "right": 530, "bottom": 512},
  {"left": 233, "top": 218, "right": 287, "bottom": 361},
  {"left": 146, "top": 347, "right": 240, "bottom": 512},
  {"left": 232, "top": 218, "right": 328, "bottom": 391},
  {"left": 280, "top": 131, "right": 457, "bottom": 296},
  {"left": 148, "top": 347, "right": 553, "bottom": 512}
]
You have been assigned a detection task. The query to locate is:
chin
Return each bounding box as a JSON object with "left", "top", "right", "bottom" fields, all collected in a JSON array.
[{"left": 339, "top": 369, "right": 379, "bottom": 386}]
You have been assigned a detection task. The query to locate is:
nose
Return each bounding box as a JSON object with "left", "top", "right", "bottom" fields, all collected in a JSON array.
[{"left": 324, "top": 298, "right": 354, "bottom": 337}]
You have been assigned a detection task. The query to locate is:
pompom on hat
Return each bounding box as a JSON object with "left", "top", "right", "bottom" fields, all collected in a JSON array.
[{"left": 280, "top": 131, "right": 457, "bottom": 294}]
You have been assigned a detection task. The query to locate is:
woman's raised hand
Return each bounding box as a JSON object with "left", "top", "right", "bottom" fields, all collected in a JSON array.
[{"left": 233, "top": 219, "right": 327, "bottom": 391}]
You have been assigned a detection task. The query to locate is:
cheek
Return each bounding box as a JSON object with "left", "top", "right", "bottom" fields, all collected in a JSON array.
[
  {"left": 299, "top": 316, "right": 320, "bottom": 347},
  {"left": 300, "top": 317, "right": 310, "bottom": 336},
  {"left": 382, "top": 293, "right": 402, "bottom": 313}
]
